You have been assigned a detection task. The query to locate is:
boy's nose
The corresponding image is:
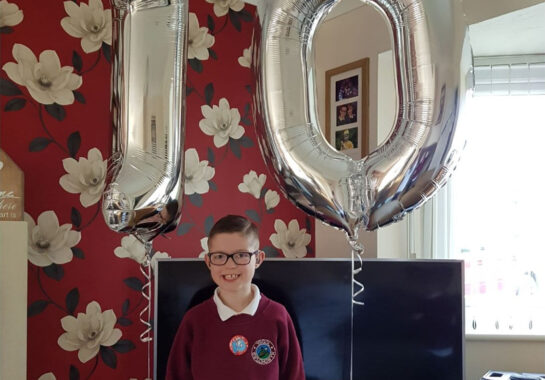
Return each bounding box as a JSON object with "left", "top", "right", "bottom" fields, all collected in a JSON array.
[{"left": 225, "top": 256, "right": 238, "bottom": 266}]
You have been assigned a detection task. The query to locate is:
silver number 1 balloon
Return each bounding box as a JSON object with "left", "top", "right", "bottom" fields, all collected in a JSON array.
[
  {"left": 103, "top": 0, "right": 187, "bottom": 243},
  {"left": 252, "top": 0, "right": 472, "bottom": 239}
]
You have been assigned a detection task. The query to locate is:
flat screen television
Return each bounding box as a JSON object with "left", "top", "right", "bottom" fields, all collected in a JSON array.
[{"left": 154, "top": 258, "right": 464, "bottom": 380}]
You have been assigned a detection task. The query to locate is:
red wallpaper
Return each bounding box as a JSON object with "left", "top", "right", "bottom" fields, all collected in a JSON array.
[{"left": 0, "top": 1, "right": 315, "bottom": 379}]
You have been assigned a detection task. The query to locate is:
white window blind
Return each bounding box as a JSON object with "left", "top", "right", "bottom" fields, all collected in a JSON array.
[{"left": 473, "top": 55, "right": 545, "bottom": 95}]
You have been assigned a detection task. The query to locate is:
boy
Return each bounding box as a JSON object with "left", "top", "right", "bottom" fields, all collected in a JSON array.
[{"left": 165, "top": 215, "right": 305, "bottom": 380}]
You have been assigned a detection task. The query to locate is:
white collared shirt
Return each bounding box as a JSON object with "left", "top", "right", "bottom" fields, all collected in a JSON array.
[{"left": 213, "top": 284, "right": 261, "bottom": 321}]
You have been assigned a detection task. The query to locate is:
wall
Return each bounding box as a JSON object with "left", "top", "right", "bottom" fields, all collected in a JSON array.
[{"left": 0, "top": 1, "right": 314, "bottom": 379}]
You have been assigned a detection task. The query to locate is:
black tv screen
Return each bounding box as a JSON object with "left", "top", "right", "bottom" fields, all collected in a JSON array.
[{"left": 154, "top": 259, "right": 464, "bottom": 380}]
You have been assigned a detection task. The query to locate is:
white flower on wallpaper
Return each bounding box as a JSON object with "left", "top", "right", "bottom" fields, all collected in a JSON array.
[
  {"left": 58, "top": 301, "right": 122, "bottom": 363},
  {"left": 2, "top": 43, "right": 82, "bottom": 105},
  {"left": 238, "top": 46, "right": 251, "bottom": 68},
  {"left": 188, "top": 12, "right": 215, "bottom": 60},
  {"left": 151, "top": 251, "right": 170, "bottom": 273},
  {"left": 199, "top": 98, "right": 244, "bottom": 148},
  {"left": 206, "top": 0, "right": 244, "bottom": 17},
  {"left": 114, "top": 235, "right": 146, "bottom": 264},
  {"left": 238, "top": 170, "right": 266, "bottom": 199},
  {"left": 38, "top": 373, "right": 56, "bottom": 380},
  {"left": 0, "top": 0, "right": 23, "bottom": 27},
  {"left": 25, "top": 211, "right": 81, "bottom": 267},
  {"left": 264, "top": 189, "right": 280, "bottom": 210},
  {"left": 59, "top": 148, "right": 107, "bottom": 208},
  {"left": 199, "top": 237, "right": 208, "bottom": 258},
  {"left": 269, "top": 219, "right": 311, "bottom": 258},
  {"left": 184, "top": 148, "right": 215, "bottom": 195},
  {"left": 60, "top": 0, "right": 112, "bottom": 53}
]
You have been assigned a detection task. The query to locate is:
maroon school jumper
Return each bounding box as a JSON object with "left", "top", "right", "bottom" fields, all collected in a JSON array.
[{"left": 165, "top": 294, "right": 305, "bottom": 380}]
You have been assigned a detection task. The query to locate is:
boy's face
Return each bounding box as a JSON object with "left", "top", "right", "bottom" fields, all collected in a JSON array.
[{"left": 205, "top": 232, "right": 264, "bottom": 295}]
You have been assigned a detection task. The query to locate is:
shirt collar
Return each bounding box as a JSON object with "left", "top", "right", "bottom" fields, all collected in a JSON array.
[{"left": 213, "top": 284, "right": 261, "bottom": 321}]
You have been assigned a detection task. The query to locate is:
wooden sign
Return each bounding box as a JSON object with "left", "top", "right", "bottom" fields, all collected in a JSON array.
[{"left": 0, "top": 149, "right": 24, "bottom": 221}]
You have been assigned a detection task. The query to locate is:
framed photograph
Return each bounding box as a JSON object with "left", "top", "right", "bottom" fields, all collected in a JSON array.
[{"left": 325, "top": 58, "right": 369, "bottom": 160}]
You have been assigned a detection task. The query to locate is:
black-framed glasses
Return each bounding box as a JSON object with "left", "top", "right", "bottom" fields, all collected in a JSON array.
[{"left": 207, "top": 251, "right": 257, "bottom": 265}]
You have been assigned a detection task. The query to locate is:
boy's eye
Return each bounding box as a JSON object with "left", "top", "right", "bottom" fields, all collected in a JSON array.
[
  {"left": 235, "top": 252, "right": 250, "bottom": 259},
  {"left": 212, "top": 253, "right": 226, "bottom": 260}
]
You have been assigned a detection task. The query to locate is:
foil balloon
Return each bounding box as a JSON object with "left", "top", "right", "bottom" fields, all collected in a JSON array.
[
  {"left": 103, "top": 0, "right": 187, "bottom": 243},
  {"left": 252, "top": 0, "right": 472, "bottom": 239}
]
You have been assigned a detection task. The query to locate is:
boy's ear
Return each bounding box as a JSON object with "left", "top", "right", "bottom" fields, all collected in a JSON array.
[
  {"left": 255, "top": 250, "right": 265, "bottom": 267},
  {"left": 204, "top": 254, "right": 211, "bottom": 269}
]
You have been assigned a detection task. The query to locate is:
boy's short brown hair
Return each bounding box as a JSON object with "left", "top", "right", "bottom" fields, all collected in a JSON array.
[{"left": 208, "top": 214, "right": 259, "bottom": 249}]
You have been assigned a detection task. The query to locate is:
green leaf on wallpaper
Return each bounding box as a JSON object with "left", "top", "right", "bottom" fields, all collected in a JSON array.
[
  {"left": 189, "top": 58, "right": 203, "bottom": 73},
  {"left": 239, "top": 8, "right": 253, "bottom": 22},
  {"left": 208, "top": 181, "right": 217, "bottom": 192},
  {"left": 72, "top": 51, "right": 83, "bottom": 72},
  {"left": 0, "top": 26, "right": 14, "bottom": 34},
  {"left": 73, "top": 91, "right": 86, "bottom": 104},
  {"left": 69, "top": 365, "right": 80, "bottom": 380},
  {"left": 116, "top": 317, "right": 132, "bottom": 326},
  {"left": 100, "top": 346, "right": 117, "bottom": 369},
  {"left": 240, "top": 136, "right": 254, "bottom": 148},
  {"left": 65, "top": 287, "right": 80, "bottom": 316},
  {"left": 0, "top": 77, "right": 22, "bottom": 96},
  {"left": 208, "top": 48, "right": 218, "bottom": 60},
  {"left": 102, "top": 42, "right": 111, "bottom": 63},
  {"left": 229, "top": 138, "right": 241, "bottom": 159},
  {"left": 28, "top": 300, "right": 50, "bottom": 317},
  {"left": 245, "top": 84, "right": 252, "bottom": 94},
  {"left": 229, "top": 10, "right": 242, "bottom": 32},
  {"left": 207, "top": 14, "right": 215, "bottom": 32},
  {"left": 305, "top": 216, "right": 312, "bottom": 232},
  {"left": 189, "top": 193, "right": 203, "bottom": 207},
  {"left": 121, "top": 298, "right": 130, "bottom": 315},
  {"left": 244, "top": 102, "right": 250, "bottom": 115},
  {"left": 43, "top": 263, "right": 64, "bottom": 281},
  {"left": 186, "top": 86, "right": 194, "bottom": 96},
  {"left": 177, "top": 222, "right": 194, "bottom": 236},
  {"left": 71, "top": 247, "right": 85, "bottom": 259},
  {"left": 240, "top": 116, "right": 252, "bottom": 126},
  {"left": 204, "top": 215, "right": 214, "bottom": 235},
  {"left": 67, "top": 131, "right": 81, "bottom": 158},
  {"left": 71, "top": 207, "right": 82, "bottom": 228},
  {"left": 207, "top": 147, "right": 215, "bottom": 164},
  {"left": 245, "top": 209, "right": 261, "bottom": 223},
  {"left": 204, "top": 82, "right": 214, "bottom": 105},
  {"left": 112, "top": 339, "right": 136, "bottom": 353},
  {"left": 4, "top": 97, "right": 26, "bottom": 111},
  {"left": 266, "top": 208, "right": 275, "bottom": 214},
  {"left": 29, "top": 137, "right": 52, "bottom": 152},
  {"left": 259, "top": 187, "right": 268, "bottom": 199},
  {"left": 262, "top": 245, "right": 281, "bottom": 258},
  {"left": 45, "top": 103, "right": 66, "bottom": 121},
  {"left": 123, "top": 277, "right": 144, "bottom": 291}
]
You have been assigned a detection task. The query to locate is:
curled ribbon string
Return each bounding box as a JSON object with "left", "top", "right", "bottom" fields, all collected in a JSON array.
[
  {"left": 350, "top": 238, "right": 365, "bottom": 306},
  {"left": 349, "top": 237, "right": 365, "bottom": 380},
  {"left": 139, "top": 241, "right": 153, "bottom": 379}
]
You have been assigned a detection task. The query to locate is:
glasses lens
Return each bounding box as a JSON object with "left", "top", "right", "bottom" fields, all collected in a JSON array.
[
  {"left": 210, "top": 253, "right": 227, "bottom": 265},
  {"left": 233, "top": 252, "right": 252, "bottom": 265}
]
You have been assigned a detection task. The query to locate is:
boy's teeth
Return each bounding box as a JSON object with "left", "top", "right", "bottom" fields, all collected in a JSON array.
[{"left": 224, "top": 274, "right": 239, "bottom": 280}]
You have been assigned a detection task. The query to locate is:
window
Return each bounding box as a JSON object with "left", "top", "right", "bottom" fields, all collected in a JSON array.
[{"left": 449, "top": 94, "right": 545, "bottom": 336}]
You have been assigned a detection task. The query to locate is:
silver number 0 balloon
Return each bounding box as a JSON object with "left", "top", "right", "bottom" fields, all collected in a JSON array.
[
  {"left": 252, "top": 0, "right": 472, "bottom": 238},
  {"left": 103, "top": 0, "right": 187, "bottom": 243}
]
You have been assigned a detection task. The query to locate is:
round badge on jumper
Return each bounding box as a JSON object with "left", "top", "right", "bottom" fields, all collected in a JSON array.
[
  {"left": 229, "top": 335, "right": 248, "bottom": 356},
  {"left": 251, "top": 339, "right": 276, "bottom": 365}
]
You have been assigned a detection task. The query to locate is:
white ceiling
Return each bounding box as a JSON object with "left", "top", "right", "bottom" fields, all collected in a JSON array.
[{"left": 246, "top": 0, "right": 545, "bottom": 57}]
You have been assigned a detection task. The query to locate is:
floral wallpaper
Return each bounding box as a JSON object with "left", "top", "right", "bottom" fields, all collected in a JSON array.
[{"left": 0, "top": 0, "right": 315, "bottom": 379}]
